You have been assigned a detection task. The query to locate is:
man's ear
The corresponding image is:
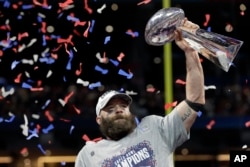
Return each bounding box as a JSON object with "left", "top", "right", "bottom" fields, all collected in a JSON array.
[{"left": 96, "top": 116, "right": 101, "bottom": 125}]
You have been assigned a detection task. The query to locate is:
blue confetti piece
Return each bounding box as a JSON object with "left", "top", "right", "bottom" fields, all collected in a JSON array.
[
  {"left": 42, "top": 35, "right": 47, "bottom": 46},
  {"left": 22, "top": 5, "right": 34, "bottom": 10},
  {"left": 39, "top": 57, "right": 55, "bottom": 64},
  {"left": 37, "top": 144, "right": 46, "bottom": 155},
  {"left": 67, "top": 15, "right": 79, "bottom": 22},
  {"left": 118, "top": 69, "right": 133, "bottom": 79},
  {"left": 88, "top": 81, "right": 101, "bottom": 89},
  {"left": 89, "top": 20, "right": 95, "bottom": 32},
  {"left": 197, "top": 111, "right": 202, "bottom": 117},
  {"left": 17, "top": 15, "right": 23, "bottom": 20},
  {"left": 11, "top": 60, "right": 20, "bottom": 70},
  {"left": 207, "top": 27, "right": 211, "bottom": 32},
  {"left": 42, "top": 124, "right": 54, "bottom": 134},
  {"left": 22, "top": 82, "right": 32, "bottom": 89},
  {"left": 4, "top": 115, "right": 15, "bottom": 122},
  {"left": 37, "top": 16, "right": 43, "bottom": 23},
  {"left": 3, "top": 0, "right": 10, "bottom": 8},
  {"left": 94, "top": 65, "right": 108, "bottom": 74},
  {"left": 41, "top": 99, "right": 51, "bottom": 110},
  {"left": 70, "top": 125, "right": 75, "bottom": 135},
  {"left": 104, "top": 36, "right": 110, "bottom": 44},
  {"left": 109, "top": 59, "right": 119, "bottom": 66},
  {"left": 27, "top": 128, "right": 39, "bottom": 140},
  {"left": 135, "top": 117, "right": 140, "bottom": 126}
]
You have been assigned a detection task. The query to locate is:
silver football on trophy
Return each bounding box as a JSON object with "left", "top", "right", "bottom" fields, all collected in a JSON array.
[{"left": 145, "top": 7, "right": 184, "bottom": 45}]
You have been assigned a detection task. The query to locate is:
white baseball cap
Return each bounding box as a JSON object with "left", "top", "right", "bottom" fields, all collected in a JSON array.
[{"left": 96, "top": 90, "right": 132, "bottom": 116}]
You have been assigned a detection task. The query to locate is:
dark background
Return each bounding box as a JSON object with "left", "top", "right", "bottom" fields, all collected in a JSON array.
[{"left": 0, "top": 0, "right": 249, "bottom": 166}]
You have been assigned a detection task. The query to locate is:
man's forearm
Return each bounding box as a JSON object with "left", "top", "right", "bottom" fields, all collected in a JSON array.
[{"left": 185, "top": 50, "right": 205, "bottom": 104}]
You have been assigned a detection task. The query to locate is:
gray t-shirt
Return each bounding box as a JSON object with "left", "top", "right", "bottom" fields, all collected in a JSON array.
[{"left": 75, "top": 109, "right": 189, "bottom": 167}]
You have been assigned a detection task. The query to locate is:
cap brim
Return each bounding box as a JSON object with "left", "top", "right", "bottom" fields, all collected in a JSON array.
[{"left": 102, "top": 93, "right": 132, "bottom": 109}]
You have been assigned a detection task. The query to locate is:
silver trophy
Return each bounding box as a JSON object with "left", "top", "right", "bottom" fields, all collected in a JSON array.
[{"left": 145, "top": 7, "right": 244, "bottom": 72}]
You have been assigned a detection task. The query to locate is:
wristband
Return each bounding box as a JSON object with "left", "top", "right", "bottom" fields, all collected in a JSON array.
[{"left": 185, "top": 99, "right": 204, "bottom": 112}]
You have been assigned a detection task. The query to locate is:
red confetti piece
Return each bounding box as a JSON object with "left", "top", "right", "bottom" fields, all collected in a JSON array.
[
  {"left": 203, "top": 13, "right": 210, "bottom": 27},
  {"left": 175, "top": 79, "right": 186, "bottom": 85},
  {"left": 0, "top": 24, "right": 11, "bottom": 31},
  {"left": 57, "top": 35, "right": 74, "bottom": 46},
  {"left": 75, "top": 62, "right": 83, "bottom": 76},
  {"left": 206, "top": 120, "right": 215, "bottom": 130},
  {"left": 36, "top": 124, "right": 41, "bottom": 133},
  {"left": 18, "top": 32, "right": 29, "bottom": 41},
  {"left": 82, "top": 134, "right": 102, "bottom": 142},
  {"left": 59, "top": 118, "right": 71, "bottom": 122},
  {"left": 84, "top": 0, "right": 92, "bottom": 14},
  {"left": 72, "top": 104, "right": 81, "bottom": 114},
  {"left": 82, "top": 134, "right": 90, "bottom": 141},
  {"left": 58, "top": 0, "right": 74, "bottom": 9},
  {"left": 146, "top": 87, "right": 156, "bottom": 93},
  {"left": 74, "top": 21, "right": 87, "bottom": 27},
  {"left": 14, "top": 73, "right": 22, "bottom": 83},
  {"left": 83, "top": 21, "right": 91, "bottom": 37},
  {"left": 0, "top": 50, "right": 3, "bottom": 57},
  {"left": 164, "top": 101, "right": 178, "bottom": 110},
  {"left": 63, "top": 91, "right": 74, "bottom": 104},
  {"left": 45, "top": 110, "right": 54, "bottom": 122},
  {"left": 20, "top": 147, "right": 29, "bottom": 156},
  {"left": 245, "top": 121, "right": 250, "bottom": 127},
  {"left": 30, "top": 87, "right": 44, "bottom": 91},
  {"left": 137, "top": 0, "right": 151, "bottom": 6},
  {"left": 41, "top": 22, "right": 47, "bottom": 33},
  {"left": 117, "top": 52, "right": 125, "bottom": 62}
]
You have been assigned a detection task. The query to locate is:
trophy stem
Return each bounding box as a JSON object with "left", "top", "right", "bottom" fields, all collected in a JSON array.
[{"left": 180, "top": 28, "right": 243, "bottom": 72}]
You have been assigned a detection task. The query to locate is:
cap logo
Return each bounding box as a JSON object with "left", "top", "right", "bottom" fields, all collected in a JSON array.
[{"left": 99, "top": 90, "right": 115, "bottom": 99}]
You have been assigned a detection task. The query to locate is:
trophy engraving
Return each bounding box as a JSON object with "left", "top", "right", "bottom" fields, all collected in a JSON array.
[{"left": 145, "top": 7, "right": 244, "bottom": 72}]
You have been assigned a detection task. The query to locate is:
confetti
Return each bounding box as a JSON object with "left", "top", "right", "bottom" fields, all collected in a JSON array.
[
  {"left": 137, "top": 0, "right": 151, "bottom": 6},
  {"left": 42, "top": 124, "right": 54, "bottom": 134},
  {"left": 20, "top": 114, "right": 29, "bottom": 136},
  {"left": 175, "top": 79, "right": 186, "bottom": 85},
  {"left": 20, "top": 147, "right": 29, "bottom": 157},
  {"left": 88, "top": 81, "right": 102, "bottom": 89},
  {"left": 203, "top": 13, "right": 210, "bottom": 27},
  {"left": 245, "top": 120, "right": 250, "bottom": 128},
  {"left": 97, "top": 4, "right": 106, "bottom": 14},
  {"left": 104, "top": 36, "right": 111, "bottom": 44},
  {"left": 76, "top": 78, "right": 89, "bottom": 86},
  {"left": 82, "top": 134, "right": 102, "bottom": 142},
  {"left": 69, "top": 125, "right": 75, "bottom": 134},
  {"left": 125, "top": 29, "right": 139, "bottom": 38},
  {"left": 118, "top": 69, "right": 133, "bottom": 79},
  {"left": 27, "top": 128, "right": 39, "bottom": 140},
  {"left": 164, "top": 101, "right": 178, "bottom": 110},
  {"left": 94, "top": 65, "right": 109, "bottom": 75},
  {"left": 109, "top": 58, "right": 119, "bottom": 66},
  {"left": 204, "top": 85, "right": 216, "bottom": 90},
  {"left": 37, "top": 144, "right": 46, "bottom": 155},
  {"left": 242, "top": 145, "right": 248, "bottom": 149},
  {"left": 4, "top": 113, "right": 15, "bottom": 123},
  {"left": 125, "top": 90, "right": 138, "bottom": 95},
  {"left": 117, "top": 52, "right": 125, "bottom": 62},
  {"left": 206, "top": 120, "right": 215, "bottom": 130}
]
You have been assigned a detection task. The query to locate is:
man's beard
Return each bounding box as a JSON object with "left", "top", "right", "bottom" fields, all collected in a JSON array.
[{"left": 99, "top": 114, "right": 137, "bottom": 141}]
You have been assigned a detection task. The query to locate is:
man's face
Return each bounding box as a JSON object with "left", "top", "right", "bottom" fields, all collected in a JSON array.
[{"left": 96, "top": 98, "right": 136, "bottom": 141}]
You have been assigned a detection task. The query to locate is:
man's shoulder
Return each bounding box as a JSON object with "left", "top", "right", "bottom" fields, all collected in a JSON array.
[{"left": 140, "top": 114, "right": 162, "bottom": 121}]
